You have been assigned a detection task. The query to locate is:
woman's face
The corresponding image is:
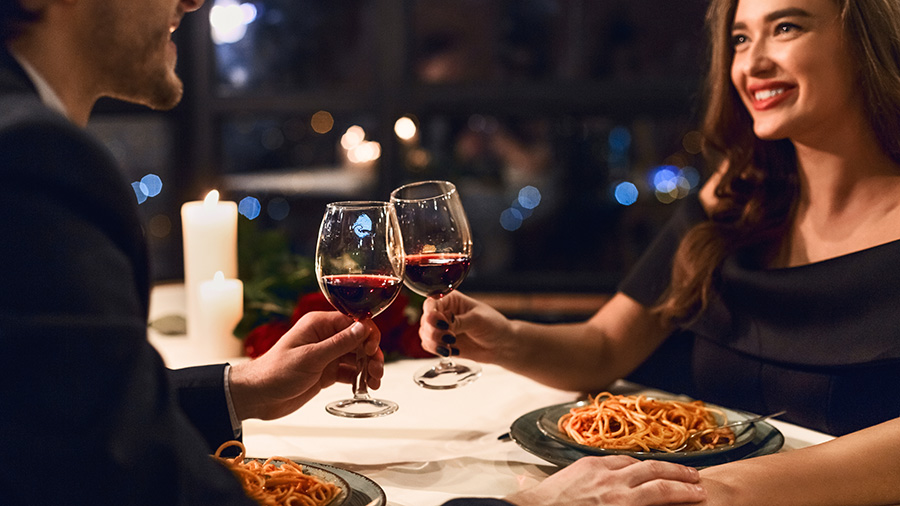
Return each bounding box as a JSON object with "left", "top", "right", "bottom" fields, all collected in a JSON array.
[{"left": 729, "top": 0, "right": 861, "bottom": 144}]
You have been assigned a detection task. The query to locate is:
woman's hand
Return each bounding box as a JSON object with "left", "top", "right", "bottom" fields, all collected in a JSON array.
[
  {"left": 229, "top": 311, "right": 385, "bottom": 421},
  {"left": 505, "top": 456, "right": 706, "bottom": 506},
  {"left": 419, "top": 291, "right": 514, "bottom": 364}
]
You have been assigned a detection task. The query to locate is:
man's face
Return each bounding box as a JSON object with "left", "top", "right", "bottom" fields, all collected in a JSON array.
[{"left": 83, "top": 0, "right": 203, "bottom": 110}]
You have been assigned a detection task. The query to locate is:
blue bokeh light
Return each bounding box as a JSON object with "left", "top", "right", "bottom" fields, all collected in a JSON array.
[
  {"left": 267, "top": 197, "right": 290, "bottom": 221},
  {"left": 500, "top": 208, "right": 524, "bottom": 231},
  {"left": 131, "top": 182, "right": 148, "bottom": 204},
  {"left": 517, "top": 185, "right": 542, "bottom": 210},
  {"left": 608, "top": 126, "right": 631, "bottom": 152},
  {"left": 238, "top": 196, "right": 261, "bottom": 220},
  {"left": 614, "top": 182, "right": 639, "bottom": 206},
  {"left": 140, "top": 174, "right": 163, "bottom": 197}
]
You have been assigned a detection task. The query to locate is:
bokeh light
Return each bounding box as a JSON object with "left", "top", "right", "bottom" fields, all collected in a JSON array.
[
  {"left": 518, "top": 186, "right": 541, "bottom": 210},
  {"left": 347, "top": 141, "right": 381, "bottom": 164},
  {"left": 682, "top": 130, "right": 704, "bottom": 154},
  {"left": 649, "top": 165, "right": 694, "bottom": 203},
  {"left": 141, "top": 174, "right": 163, "bottom": 197},
  {"left": 239, "top": 196, "right": 261, "bottom": 220},
  {"left": 210, "top": 0, "right": 257, "bottom": 45},
  {"left": 132, "top": 173, "right": 163, "bottom": 204},
  {"left": 614, "top": 181, "right": 639, "bottom": 206},
  {"left": 132, "top": 182, "right": 148, "bottom": 204},
  {"left": 267, "top": 197, "right": 290, "bottom": 221},
  {"left": 310, "top": 111, "right": 334, "bottom": 134},
  {"left": 148, "top": 214, "right": 172, "bottom": 238},
  {"left": 500, "top": 208, "right": 524, "bottom": 231},
  {"left": 394, "top": 116, "right": 417, "bottom": 141},
  {"left": 608, "top": 126, "right": 632, "bottom": 152},
  {"left": 341, "top": 125, "right": 366, "bottom": 150}
]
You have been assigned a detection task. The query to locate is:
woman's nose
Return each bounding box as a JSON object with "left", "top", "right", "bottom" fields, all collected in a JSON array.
[{"left": 745, "top": 39, "right": 775, "bottom": 76}]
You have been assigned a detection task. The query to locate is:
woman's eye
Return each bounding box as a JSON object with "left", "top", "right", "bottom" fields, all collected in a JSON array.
[
  {"left": 776, "top": 22, "right": 801, "bottom": 35},
  {"left": 731, "top": 33, "right": 748, "bottom": 48}
]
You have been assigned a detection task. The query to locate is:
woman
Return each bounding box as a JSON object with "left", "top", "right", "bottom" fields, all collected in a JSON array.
[{"left": 420, "top": 0, "right": 900, "bottom": 503}]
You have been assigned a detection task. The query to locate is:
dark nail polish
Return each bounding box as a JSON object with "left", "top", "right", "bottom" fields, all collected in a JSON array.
[
  {"left": 441, "top": 334, "right": 456, "bottom": 345},
  {"left": 436, "top": 346, "right": 450, "bottom": 357},
  {"left": 436, "top": 320, "right": 450, "bottom": 330},
  {"left": 450, "top": 347, "right": 460, "bottom": 356}
]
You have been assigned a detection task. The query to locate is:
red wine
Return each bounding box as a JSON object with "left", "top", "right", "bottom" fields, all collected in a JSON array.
[
  {"left": 404, "top": 253, "right": 471, "bottom": 297},
  {"left": 321, "top": 274, "right": 403, "bottom": 320}
]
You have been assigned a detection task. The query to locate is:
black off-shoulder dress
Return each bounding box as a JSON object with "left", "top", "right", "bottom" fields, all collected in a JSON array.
[{"left": 620, "top": 193, "right": 900, "bottom": 437}]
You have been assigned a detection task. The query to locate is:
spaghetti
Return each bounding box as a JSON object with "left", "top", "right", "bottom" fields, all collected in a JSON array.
[
  {"left": 557, "top": 392, "right": 735, "bottom": 453},
  {"left": 213, "top": 441, "right": 343, "bottom": 506}
]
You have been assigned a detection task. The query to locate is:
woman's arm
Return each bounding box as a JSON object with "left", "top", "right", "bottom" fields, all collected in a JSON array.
[
  {"left": 420, "top": 291, "right": 673, "bottom": 392},
  {"left": 700, "top": 418, "right": 900, "bottom": 506}
]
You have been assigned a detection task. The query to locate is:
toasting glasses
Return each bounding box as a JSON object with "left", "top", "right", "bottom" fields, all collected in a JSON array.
[
  {"left": 390, "top": 180, "right": 481, "bottom": 389},
  {"left": 315, "top": 201, "right": 404, "bottom": 417}
]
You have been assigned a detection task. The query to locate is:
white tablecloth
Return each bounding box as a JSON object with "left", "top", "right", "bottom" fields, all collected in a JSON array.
[{"left": 148, "top": 283, "right": 834, "bottom": 506}]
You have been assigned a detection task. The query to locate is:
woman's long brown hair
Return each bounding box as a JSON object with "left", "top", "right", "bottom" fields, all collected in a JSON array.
[{"left": 654, "top": 0, "right": 900, "bottom": 324}]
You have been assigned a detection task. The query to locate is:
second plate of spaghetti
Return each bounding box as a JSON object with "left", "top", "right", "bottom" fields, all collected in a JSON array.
[{"left": 513, "top": 393, "right": 783, "bottom": 466}]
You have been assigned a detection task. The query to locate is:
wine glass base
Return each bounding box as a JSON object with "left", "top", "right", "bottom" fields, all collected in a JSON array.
[
  {"left": 414, "top": 358, "right": 482, "bottom": 390},
  {"left": 326, "top": 397, "right": 399, "bottom": 418}
]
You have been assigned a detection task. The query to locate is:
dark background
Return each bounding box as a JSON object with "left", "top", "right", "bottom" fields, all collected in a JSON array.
[{"left": 89, "top": 0, "right": 711, "bottom": 297}]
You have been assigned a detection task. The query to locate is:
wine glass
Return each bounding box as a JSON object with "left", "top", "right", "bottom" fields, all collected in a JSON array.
[
  {"left": 390, "top": 180, "right": 481, "bottom": 389},
  {"left": 315, "top": 201, "right": 405, "bottom": 417}
]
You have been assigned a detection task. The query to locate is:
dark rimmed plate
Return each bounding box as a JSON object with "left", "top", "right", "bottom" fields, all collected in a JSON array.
[
  {"left": 247, "top": 458, "right": 386, "bottom": 506},
  {"left": 297, "top": 460, "right": 387, "bottom": 506},
  {"left": 535, "top": 400, "right": 757, "bottom": 461},
  {"left": 245, "top": 459, "right": 349, "bottom": 506},
  {"left": 511, "top": 401, "right": 783, "bottom": 467}
]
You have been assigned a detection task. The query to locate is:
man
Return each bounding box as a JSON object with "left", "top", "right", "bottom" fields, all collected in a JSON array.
[
  {"left": 0, "top": 0, "right": 385, "bottom": 503},
  {"left": 0, "top": 0, "right": 704, "bottom": 504}
]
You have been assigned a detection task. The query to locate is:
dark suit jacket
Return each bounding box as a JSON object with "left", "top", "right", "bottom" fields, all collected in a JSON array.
[
  {"left": 0, "top": 46, "right": 518, "bottom": 506},
  {"left": 0, "top": 46, "right": 255, "bottom": 505}
]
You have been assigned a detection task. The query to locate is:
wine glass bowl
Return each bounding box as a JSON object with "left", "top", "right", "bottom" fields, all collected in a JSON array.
[
  {"left": 316, "top": 201, "right": 404, "bottom": 417},
  {"left": 390, "top": 180, "right": 481, "bottom": 389}
]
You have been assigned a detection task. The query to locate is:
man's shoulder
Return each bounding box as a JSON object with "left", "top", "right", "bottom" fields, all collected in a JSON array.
[
  {"left": 0, "top": 91, "right": 74, "bottom": 133},
  {"left": 0, "top": 91, "right": 108, "bottom": 174}
]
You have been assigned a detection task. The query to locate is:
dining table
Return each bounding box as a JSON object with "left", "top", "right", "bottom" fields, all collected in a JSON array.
[{"left": 147, "top": 283, "right": 835, "bottom": 506}]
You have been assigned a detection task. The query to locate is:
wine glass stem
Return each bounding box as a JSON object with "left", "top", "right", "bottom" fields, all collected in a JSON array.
[{"left": 352, "top": 344, "right": 371, "bottom": 399}]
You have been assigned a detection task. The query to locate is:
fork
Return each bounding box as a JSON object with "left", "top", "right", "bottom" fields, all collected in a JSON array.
[{"left": 673, "top": 410, "right": 787, "bottom": 452}]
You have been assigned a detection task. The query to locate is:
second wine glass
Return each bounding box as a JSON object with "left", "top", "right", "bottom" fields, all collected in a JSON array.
[
  {"left": 316, "top": 201, "right": 404, "bottom": 417},
  {"left": 390, "top": 180, "right": 481, "bottom": 389}
]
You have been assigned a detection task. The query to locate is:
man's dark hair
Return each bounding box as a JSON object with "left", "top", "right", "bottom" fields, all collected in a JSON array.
[{"left": 1, "top": 1, "right": 40, "bottom": 42}]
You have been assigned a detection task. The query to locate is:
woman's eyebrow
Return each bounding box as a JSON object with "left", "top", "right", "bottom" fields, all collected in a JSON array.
[{"left": 732, "top": 7, "right": 814, "bottom": 31}]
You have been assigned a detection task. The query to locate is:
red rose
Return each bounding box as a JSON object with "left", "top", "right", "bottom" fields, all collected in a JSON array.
[
  {"left": 245, "top": 290, "right": 426, "bottom": 360},
  {"left": 243, "top": 321, "right": 291, "bottom": 358},
  {"left": 291, "top": 292, "right": 335, "bottom": 323}
]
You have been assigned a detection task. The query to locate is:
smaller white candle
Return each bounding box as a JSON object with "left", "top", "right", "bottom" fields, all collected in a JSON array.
[{"left": 197, "top": 271, "right": 244, "bottom": 359}]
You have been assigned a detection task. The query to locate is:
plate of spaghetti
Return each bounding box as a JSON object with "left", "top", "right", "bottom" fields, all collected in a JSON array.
[
  {"left": 214, "top": 441, "right": 349, "bottom": 506},
  {"left": 509, "top": 393, "right": 783, "bottom": 466}
]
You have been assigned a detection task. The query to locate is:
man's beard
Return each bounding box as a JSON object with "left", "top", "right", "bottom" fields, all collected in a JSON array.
[
  {"left": 91, "top": 12, "right": 185, "bottom": 111},
  {"left": 109, "top": 69, "right": 184, "bottom": 111}
]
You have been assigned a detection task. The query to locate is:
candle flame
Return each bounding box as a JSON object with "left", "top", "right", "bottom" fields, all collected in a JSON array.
[
  {"left": 213, "top": 271, "right": 225, "bottom": 283},
  {"left": 204, "top": 190, "right": 220, "bottom": 208}
]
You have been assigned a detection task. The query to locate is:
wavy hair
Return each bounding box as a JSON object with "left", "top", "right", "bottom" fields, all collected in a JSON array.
[{"left": 655, "top": 0, "right": 900, "bottom": 323}]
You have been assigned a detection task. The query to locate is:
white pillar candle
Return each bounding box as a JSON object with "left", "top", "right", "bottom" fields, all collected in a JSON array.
[
  {"left": 197, "top": 271, "right": 244, "bottom": 359},
  {"left": 181, "top": 190, "right": 238, "bottom": 345}
]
